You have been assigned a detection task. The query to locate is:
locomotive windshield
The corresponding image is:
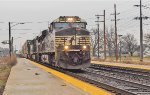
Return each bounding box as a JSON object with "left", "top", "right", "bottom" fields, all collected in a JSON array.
[{"left": 54, "top": 22, "right": 86, "bottom": 30}]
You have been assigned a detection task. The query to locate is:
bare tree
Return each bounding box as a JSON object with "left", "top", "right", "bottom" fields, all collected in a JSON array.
[
  {"left": 106, "top": 26, "right": 115, "bottom": 57},
  {"left": 90, "top": 28, "right": 98, "bottom": 56},
  {"left": 122, "top": 33, "right": 137, "bottom": 56},
  {"left": 90, "top": 28, "right": 104, "bottom": 57},
  {"left": 144, "top": 33, "right": 150, "bottom": 46}
]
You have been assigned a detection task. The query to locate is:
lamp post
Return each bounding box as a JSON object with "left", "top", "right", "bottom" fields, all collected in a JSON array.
[
  {"left": 9, "top": 22, "right": 25, "bottom": 59},
  {"left": 118, "top": 35, "right": 123, "bottom": 62}
]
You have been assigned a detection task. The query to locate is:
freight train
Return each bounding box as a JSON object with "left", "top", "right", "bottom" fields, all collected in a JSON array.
[{"left": 22, "top": 16, "right": 91, "bottom": 69}]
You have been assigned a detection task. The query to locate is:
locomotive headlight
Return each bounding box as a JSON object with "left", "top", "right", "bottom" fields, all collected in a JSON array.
[
  {"left": 67, "top": 18, "right": 74, "bottom": 22},
  {"left": 83, "top": 45, "right": 87, "bottom": 49},
  {"left": 64, "top": 46, "right": 69, "bottom": 50}
]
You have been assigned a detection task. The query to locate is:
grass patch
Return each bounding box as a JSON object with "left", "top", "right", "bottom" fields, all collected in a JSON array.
[
  {"left": 92, "top": 56, "right": 150, "bottom": 65},
  {"left": 0, "top": 67, "right": 11, "bottom": 95},
  {"left": 0, "top": 55, "right": 17, "bottom": 95}
]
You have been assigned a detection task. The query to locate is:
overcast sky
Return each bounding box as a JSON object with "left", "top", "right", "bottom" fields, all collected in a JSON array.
[{"left": 0, "top": 0, "right": 149, "bottom": 50}]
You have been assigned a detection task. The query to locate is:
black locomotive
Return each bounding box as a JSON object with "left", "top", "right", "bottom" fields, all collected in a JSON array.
[{"left": 22, "top": 16, "right": 91, "bottom": 69}]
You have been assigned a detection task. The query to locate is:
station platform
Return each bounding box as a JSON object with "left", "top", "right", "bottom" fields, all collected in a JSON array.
[
  {"left": 3, "top": 58, "right": 91, "bottom": 95},
  {"left": 92, "top": 61, "right": 150, "bottom": 71}
]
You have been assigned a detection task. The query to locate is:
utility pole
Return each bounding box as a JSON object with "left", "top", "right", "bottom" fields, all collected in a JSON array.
[
  {"left": 134, "top": 0, "right": 150, "bottom": 62},
  {"left": 114, "top": 4, "right": 118, "bottom": 62},
  {"left": 111, "top": 4, "right": 120, "bottom": 62},
  {"left": 12, "top": 37, "right": 13, "bottom": 53},
  {"left": 140, "top": 0, "right": 143, "bottom": 62},
  {"left": 104, "top": 10, "right": 106, "bottom": 60},
  {"left": 95, "top": 10, "right": 106, "bottom": 59},
  {"left": 9, "top": 22, "right": 11, "bottom": 59}
]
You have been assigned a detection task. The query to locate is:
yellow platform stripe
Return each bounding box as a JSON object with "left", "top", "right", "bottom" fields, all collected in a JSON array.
[{"left": 29, "top": 60, "right": 112, "bottom": 95}]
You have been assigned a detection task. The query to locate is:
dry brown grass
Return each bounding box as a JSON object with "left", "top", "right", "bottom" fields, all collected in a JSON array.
[
  {"left": 92, "top": 56, "right": 150, "bottom": 65},
  {"left": 0, "top": 55, "right": 17, "bottom": 66},
  {"left": 0, "top": 55, "right": 17, "bottom": 95}
]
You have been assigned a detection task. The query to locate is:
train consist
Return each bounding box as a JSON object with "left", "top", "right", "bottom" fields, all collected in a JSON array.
[{"left": 22, "top": 16, "right": 91, "bottom": 69}]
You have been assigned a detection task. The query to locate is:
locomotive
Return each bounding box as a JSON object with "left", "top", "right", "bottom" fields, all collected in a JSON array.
[{"left": 22, "top": 16, "right": 91, "bottom": 69}]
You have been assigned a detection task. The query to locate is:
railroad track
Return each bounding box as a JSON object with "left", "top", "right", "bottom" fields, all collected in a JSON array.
[
  {"left": 91, "top": 64, "right": 150, "bottom": 78},
  {"left": 38, "top": 62, "right": 150, "bottom": 95},
  {"left": 83, "top": 66, "right": 150, "bottom": 95}
]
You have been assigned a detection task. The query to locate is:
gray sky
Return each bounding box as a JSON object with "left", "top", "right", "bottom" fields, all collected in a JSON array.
[{"left": 0, "top": 0, "right": 150, "bottom": 50}]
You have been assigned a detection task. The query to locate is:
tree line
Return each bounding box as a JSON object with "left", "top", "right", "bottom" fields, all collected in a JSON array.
[{"left": 91, "top": 27, "right": 150, "bottom": 57}]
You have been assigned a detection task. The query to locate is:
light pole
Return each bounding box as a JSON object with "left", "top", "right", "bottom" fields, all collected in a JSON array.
[
  {"left": 118, "top": 35, "right": 123, "bottom": 62},
  {"left": 9, "top": 22, "right": 11, "bottom": 58},
  {"left": 9, "top": 22, "right": 25, "bottom": 59}
]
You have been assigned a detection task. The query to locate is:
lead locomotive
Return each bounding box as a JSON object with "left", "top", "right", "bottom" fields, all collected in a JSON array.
[{"left": 22, "top": 16, "right": 91, "bottom": 69}]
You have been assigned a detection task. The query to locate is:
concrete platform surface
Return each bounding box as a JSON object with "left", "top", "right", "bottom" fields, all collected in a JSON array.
[
  {"left": 3, "top": 58, "right": 90, "bottom": 95},
  {"left": 92, "top": 61, "right": 150, "bottom": 71}
]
